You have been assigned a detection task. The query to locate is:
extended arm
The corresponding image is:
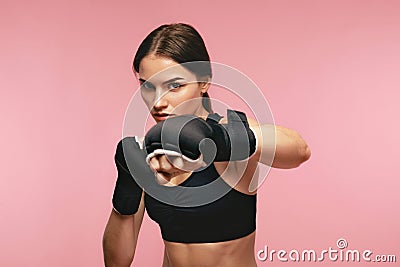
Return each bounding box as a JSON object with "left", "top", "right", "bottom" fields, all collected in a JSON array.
[{"left": 249, "top": 120, "right": 311, "bottom": 169}]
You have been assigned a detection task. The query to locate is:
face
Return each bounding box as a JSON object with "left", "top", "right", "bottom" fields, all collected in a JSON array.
[{"left": 137, "top": 55, "right": 210, "bottom": 122}]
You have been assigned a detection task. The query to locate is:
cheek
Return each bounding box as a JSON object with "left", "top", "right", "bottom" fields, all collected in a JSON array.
[
  {"left": 172, "top": 88, "right": 202, "bottom": 108},
  {"left": 141, "top": 90, "right": 155, "bottom": 109}
]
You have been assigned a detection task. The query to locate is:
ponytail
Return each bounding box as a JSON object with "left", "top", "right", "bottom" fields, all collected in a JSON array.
[{"left": 202, "top": 92, "right": 213, "bottom": 113}]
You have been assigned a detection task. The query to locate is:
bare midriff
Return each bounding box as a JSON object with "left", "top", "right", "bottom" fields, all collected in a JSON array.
[{"left": 161, "top": 231, "right": 258, "bottom": 267}]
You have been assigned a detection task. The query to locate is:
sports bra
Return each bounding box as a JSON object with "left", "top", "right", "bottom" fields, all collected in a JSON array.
[{"left": 144, "top": 162, "right": 257, "bottom": 243}]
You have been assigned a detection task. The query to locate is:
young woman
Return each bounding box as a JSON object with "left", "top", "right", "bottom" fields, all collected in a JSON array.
[{"left": 103, "top": 23, "right": 311, "bottom": 267}]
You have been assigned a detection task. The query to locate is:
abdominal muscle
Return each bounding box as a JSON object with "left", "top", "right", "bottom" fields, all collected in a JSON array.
[{"left": 162, "top": 231, "right": 257, "bottom": 267}]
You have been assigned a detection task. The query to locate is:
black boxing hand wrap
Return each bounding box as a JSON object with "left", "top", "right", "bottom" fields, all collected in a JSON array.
[
  {"left": 207, "top": 109, "right": 256, "bottom": 161},
  {"left": 145, "top": 116, "right": 212, "bottom": 160},
  {"left": 112, "top": 137, "right": 144, "bottom": 215},
  {"left": 144, "top": 109, "right": 257, "bottom": 165}
]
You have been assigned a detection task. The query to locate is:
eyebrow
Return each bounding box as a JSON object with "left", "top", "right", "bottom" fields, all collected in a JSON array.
[{"left": 138, "top": 77, "right": 185, "bottom": 84}]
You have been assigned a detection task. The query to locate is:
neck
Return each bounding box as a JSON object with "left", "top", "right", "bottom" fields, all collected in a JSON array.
[{"left": 195, "top": 106, "right": 211, "bottom": 120}]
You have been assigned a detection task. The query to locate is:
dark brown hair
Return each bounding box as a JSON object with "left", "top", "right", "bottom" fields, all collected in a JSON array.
[{"left": 133, "top": 23, "right": 212, "bottom": 112}]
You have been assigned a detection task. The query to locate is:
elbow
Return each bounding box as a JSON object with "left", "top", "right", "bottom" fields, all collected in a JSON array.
[
  {"left": 271, "top": 144, "right": 311, "bottom": 169},
  {"left": 292, "top": 129, "right": 311, "bottom": 167},
  {"left": 297, "top": 143, "right": 311, "bottom": 167},
  {"left": 284, "top": 141, "right": 311, "bottom": 169}
]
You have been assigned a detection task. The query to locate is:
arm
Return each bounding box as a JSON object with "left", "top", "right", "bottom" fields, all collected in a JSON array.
[
  {"left": 103, "top": 193, "right": 145, "bottom": 267},
  {"left": 103, "top": 137, "right": 148, "bottom": 266},
  {"left": 249, "top": 120, "right": 311, "bottom": 169}
]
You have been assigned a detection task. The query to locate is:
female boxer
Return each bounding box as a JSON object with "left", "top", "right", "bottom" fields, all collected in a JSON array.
[{"left": 103, "top": 23, "right": 311, "bottom": 267}]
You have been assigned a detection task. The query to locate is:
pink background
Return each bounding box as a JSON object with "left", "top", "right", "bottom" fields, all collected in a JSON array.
[{"left": 1, "top": 0, "right": 399, "bottom": 266}]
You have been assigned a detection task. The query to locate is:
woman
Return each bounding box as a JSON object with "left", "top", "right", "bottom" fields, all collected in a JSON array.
[{"left": 103, "top": 23, "right": 311, "bottom": 267}]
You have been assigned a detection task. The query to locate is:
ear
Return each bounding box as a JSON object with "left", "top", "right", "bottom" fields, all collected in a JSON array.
[{"left": 200, "top": 81, "right": 210, "bottom": 94}]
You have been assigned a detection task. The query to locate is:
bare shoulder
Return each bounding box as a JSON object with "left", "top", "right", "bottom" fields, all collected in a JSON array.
[{"left": 246, "top": 117, "right": 260, "bottom": 127}]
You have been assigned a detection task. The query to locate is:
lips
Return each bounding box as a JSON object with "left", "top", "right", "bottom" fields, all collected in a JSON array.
[{"left": 153, "top": 113, "right": 174, "bottom": 121}]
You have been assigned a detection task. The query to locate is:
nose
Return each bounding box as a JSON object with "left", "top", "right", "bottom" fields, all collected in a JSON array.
[{"left": 153, "top": 89, "right": 168, "bottom": 111}]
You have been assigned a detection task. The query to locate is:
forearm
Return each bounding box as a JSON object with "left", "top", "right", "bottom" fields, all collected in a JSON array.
[
  {"left": 102, "top": 210, "right": 139, "bottom": 267},
  {"left": 251, "top": 123, "right": 311, "bottom": 169}
]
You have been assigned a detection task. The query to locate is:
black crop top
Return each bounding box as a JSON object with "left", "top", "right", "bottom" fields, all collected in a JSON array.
[
  {"left": 116, "top": 113, "right": 257, "bottom": 243},
  {"left": 144, "top": 162, "right": 257, "bottom": 243}
]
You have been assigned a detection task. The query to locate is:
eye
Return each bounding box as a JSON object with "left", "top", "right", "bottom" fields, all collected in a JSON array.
[
  {"left": 168, "top": 82, "right": 183, "bottom": 90},
  {"left": 141, "top": 82, "right": 155, "bottom": 90}
]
